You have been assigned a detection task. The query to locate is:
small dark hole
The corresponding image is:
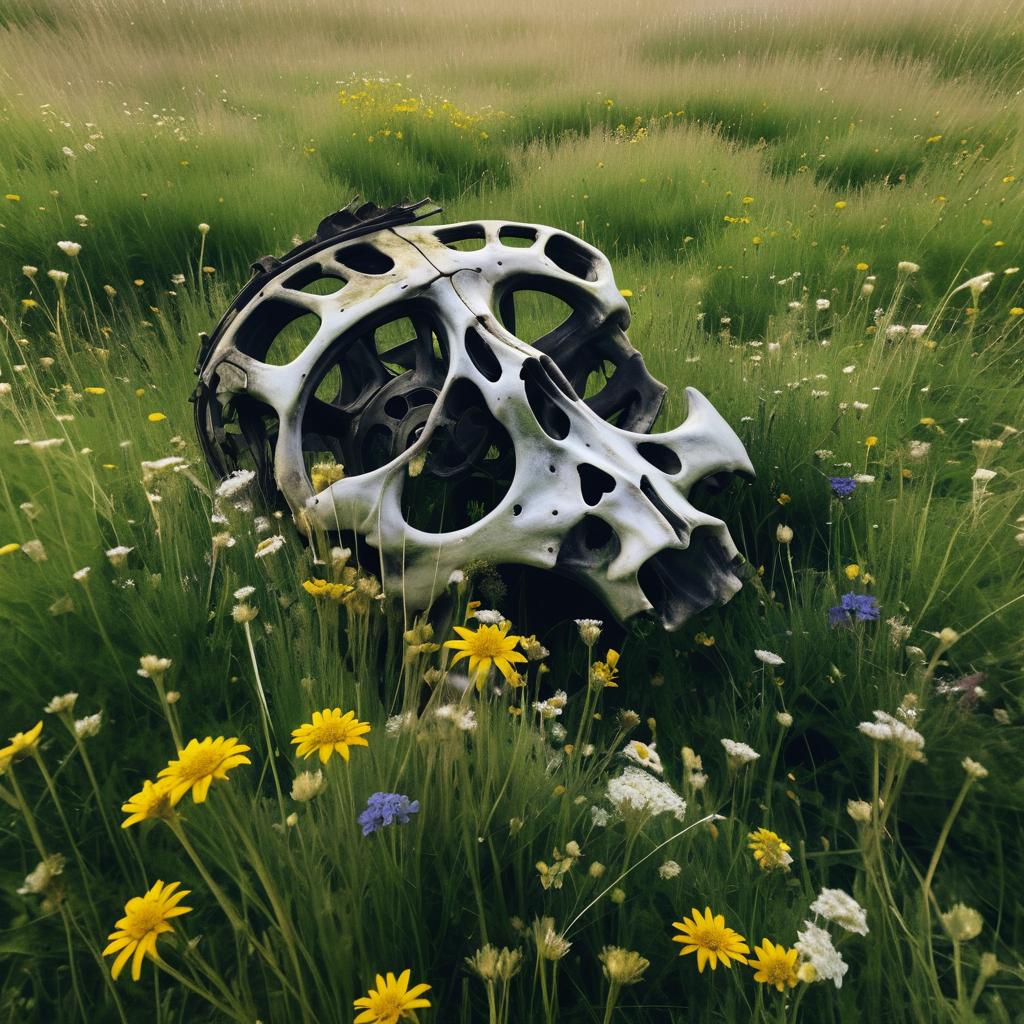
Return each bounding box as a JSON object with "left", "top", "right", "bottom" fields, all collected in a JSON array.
[
  {"left": 544, "top": 233, "right": 599, "bottom": 282},
  {"left": 513, "top": 504, "right": 522, "bottom": 516}
]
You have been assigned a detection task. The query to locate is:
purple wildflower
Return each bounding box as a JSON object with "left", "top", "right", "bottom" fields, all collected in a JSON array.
[
  {"left": 828, "top": 592, "right": 880, "bottom": 627},
  {"left": 937, "top": 672, "right": 986, "bottom": 712},
  {"left": 357, "top": 792, "right": 420, "bottom": 836},
  {"left": 829, "top": 476, "right": 857, "bottom": 499}
]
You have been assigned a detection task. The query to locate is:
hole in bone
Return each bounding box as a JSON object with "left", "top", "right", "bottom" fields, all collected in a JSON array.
[
  {"left": 314, "top": 364, "right": 342, "bottom": 403},
  {"left": 233, "top": 299, "right": 321, "bottom": 365},
  {"left": 543, "top": 233, "right": 600, "bottom": 282},
  {"left": 637, "top": 533, "right": 741, "bottom": 630},
  {"left": 693, "top": 471, "right": 735, "bottom": 496},
  {"left": 400, "top": 377, "right": 516, "bottom": 534},
  {"left": 577, "top": 463, "right": 617, "bottom": 506},
  {"left": 637, "top": 441, "right": 682, "bottom": 475},
  {"left": 373, "top": 316, "right": 424, "bottom": 375},
  {"left": 296, "top": 303, "right": 449, "bottom": 479},
  {"left": 512, "top": 504, "right": 522, "bottom": 516},
  {"left": 639, "top": 475, "right": 688, "bottom": 542},
  {"left": 495, "top": 288, "right": 574, "bottom": 344},
  {"left": 498, "top": 224, "right": 537, "bottom": 247},
  {"left": 434, "top": 223, "right": 487, "bottom": 251},
  {"left": 464, "top": 327, "right": 502, "bottom": 382},
  {"left": 522, "top": 358, "right": 571, "bottom": 441},
  {"left": 334, "top": 242, "right": 395, "bottom": 275},
  {"left": 284, "top": 264, "right": 347, "bottom": 295},
  {"left": 555, "top": 514, "right": 620, "bottom": 571}
]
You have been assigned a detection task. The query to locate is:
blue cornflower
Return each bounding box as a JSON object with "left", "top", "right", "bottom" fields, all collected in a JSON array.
[
  {"left": 357, "top": 792, "right": 420, "bottom": 836},
  {"left": 828, "top": 592, "right": 880, "bottom": 627},
  {"left": 829, "top": 476, "right": 857, "bottom": 498}
]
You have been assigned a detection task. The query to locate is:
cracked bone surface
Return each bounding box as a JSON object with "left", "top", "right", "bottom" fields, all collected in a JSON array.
[{"left": 194, "top": 200, "right": 755, "bottom": 629}]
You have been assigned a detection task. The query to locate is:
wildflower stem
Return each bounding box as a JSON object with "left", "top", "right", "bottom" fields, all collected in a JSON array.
[
  {"left": 156, "top": 957, "right": 248, "bottom": 1021},
  {"left": 242, "top": 619, "right": 286, "bottom": 823},
  {"left": 921, "top": 775, "right": 974, "bottom": 905},
  {"left": 564, "top": 814, "right": 721, "bottom": 936}
]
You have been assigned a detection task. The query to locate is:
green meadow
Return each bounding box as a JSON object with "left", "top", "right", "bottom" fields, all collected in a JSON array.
[{"left": 0, "top": 0, "right": 1022, "bottom": 1020}]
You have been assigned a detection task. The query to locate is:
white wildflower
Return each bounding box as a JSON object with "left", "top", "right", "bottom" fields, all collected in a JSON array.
[
  {"left": 754, "top": 649, "right": 784, "bottom": 666},
  {"left": 105, "top": 545, "right": 133, "bottom": 567},
  {"left": 897, "top": 261, "right": 920, "bottom": 274},
  {"left": 44, "top": 692, "right": 78, "bottom": 714},
  {"left": 810, "top": 887, "right": 869, "bottom": 935},
  {"left": 21, "top": 539, "right": 47, "bottom": 562},
  {"left": 74, "top": 713, "right": 103, "bottom": 738},
  {"left": 57, "top": 241, "right": 81, "bottom": 257},
  {"left": 17, "top": 854, "right": 65, "bottom": 896},
  {"left": 962, "top": 757, "right": 988, "bottom": 780},
  {"left": 658, "top": 859, "right": 681, "bottom": 880},
  {"left": 621, "top": 740, "right": 663, "bottom": 775},
  {"left": 290, "top": 769, "right": 326, "bottom": 802},
  {"left": 215, "top": 469, "right": 255, "bottom": 500},
  {"left": 591, "top": 805, "right": 610, "bottom": 827},
  {"left": 137, "top": 654, "right": 172, "bottom": 678},
  {"left": 72, "top": 566, "right": 91, "bottom": 582},
  {"left": 795, "top": 921, "right": 848, "bottom": 988},
  {"left": 857, "top": 710, "right": 925, "bottom": 758},
  {"left": 473, "top": 609, "right": 505, "bottom": 625},
  {"left": 233, "top": 585, "right": 255, "bottom": 600},
  {"left": 606, "top": 767, "right": 686, "bottom": 822},
  {"left": 815, "top": 298, "right": 830, "bottom": 311},
  {"left": 721, "top": 737, "right": 760, "bottom": 768},
  {"left": 776, "top": 711, "right": 793, "bottom": 727},
  {"left": 254, "top": 535, "right": 285, "bottom": 558}
]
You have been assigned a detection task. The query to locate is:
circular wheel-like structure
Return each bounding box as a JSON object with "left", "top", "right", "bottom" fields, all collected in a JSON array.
[{"left": 194, "top": 198, "right": 754, "bottom": 631}]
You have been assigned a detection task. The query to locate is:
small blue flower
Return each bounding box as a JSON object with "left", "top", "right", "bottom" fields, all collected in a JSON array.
[
  {"left": 828, "top": 592, "right": 880, "bottom": 627},
  {"left": 357, "top": 792, "right": 420, "bottom": 836},
  {"left": 829, "top": 476, "right": 857, "bottom": 499}
]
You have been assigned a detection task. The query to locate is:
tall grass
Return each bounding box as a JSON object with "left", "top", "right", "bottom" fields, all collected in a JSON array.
[{"left": 0, "top": 0, "right": 1022, "bottom": 1021}]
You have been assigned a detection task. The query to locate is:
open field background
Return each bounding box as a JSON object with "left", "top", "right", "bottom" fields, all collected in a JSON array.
[{"left": 0, "top": 0, "right": 1023, "bottom": 1021}]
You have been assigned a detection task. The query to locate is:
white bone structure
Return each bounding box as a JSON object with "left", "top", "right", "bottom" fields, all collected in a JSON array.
[{"left": 194, "top": 201, "right": 754, "bottom": 629}]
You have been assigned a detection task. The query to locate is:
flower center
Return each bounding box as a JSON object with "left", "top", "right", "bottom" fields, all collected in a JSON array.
[
  {"left": 177, "top": 747, "right": 224, "bottom": 780},
  {"left": 371, "top": 993, "right": 404, "bottom": 1023},
  {"left": 308, "top": 721, "right": 353, "bottom": 745},
  {"left": 695, "top": 927, "right": 722, "bottom": 951},
  {"left": 126, "top": 901, "right": 165, "bottom": 939},
  {"left": 766, "top": 960, "right": 790, "bottom": 984}
]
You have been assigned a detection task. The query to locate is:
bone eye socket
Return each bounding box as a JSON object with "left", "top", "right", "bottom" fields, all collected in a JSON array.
[
  {"left": 636, "top": 441, "right": 682, "bottom": 475},
  {"left": 497, "top": 224, "right": 537, "bottom": 247}
]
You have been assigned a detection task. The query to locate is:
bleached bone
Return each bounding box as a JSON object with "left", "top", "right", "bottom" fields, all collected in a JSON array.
[{"left": 194, "top": 199, "right": 754, "bottom": 629}]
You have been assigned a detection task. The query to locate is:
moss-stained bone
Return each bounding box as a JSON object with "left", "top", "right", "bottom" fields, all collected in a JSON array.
[{"left": 195, "top": 200, "right": 755, "bottom": 629}]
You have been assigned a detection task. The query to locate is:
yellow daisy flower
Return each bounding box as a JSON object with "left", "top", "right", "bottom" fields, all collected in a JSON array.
[
  {"left": 671, "top": 907, "right": 750, "bottom": 972},
  {"left": 102, "top": 880, "right": 192, "bottom": 981},
  {"left": 291, "top": 708, "right": 371, "bottom": 764},
  {"left": 749, "top": 938, "right": 799, "bottom": 991},
  {"left": 0, "top": 721, "right": 43, "bottom": 763},
  {"left": 354, "top": 969, "right": 431, "bottom": 1024},
  {"left": 157, "top": 736, "right": 251, "bottom": 805},
  {"left": 747, "top": 828, "right": 792, "bottom": 871},
  {"left": 444, "top": 622, "right": 527, "bottom": 690},
  {"left": 121, "top": 778, "right": 175, "bottom": 828}
]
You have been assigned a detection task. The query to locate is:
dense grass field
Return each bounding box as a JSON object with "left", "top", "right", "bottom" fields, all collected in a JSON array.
[{"left": 1, "top": 0, "right": 1023, "bottom": 1020}]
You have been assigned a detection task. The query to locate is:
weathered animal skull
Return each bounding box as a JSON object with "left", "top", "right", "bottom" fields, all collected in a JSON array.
[{"left": 194, "top": 200, "right": 754, "bottom": 629}]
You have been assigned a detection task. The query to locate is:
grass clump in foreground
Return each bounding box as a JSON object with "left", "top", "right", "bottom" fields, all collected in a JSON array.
[{"left": 1, "top": 0, "right": 1023, "bottom": 1021}]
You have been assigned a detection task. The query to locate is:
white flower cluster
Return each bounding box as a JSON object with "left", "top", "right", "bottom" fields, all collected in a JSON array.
[
  {"left": 809, "top": 887, "right": 869, "bottom": 936},
  {"left": 857, "top": 710, "right": 925, "bottom": 759},
  {"left": 433, "top": 704, "right": 477, "bottom": 731},
  {"left": 605, "top": 767, "right": 686, "bottom": 822},
  {"left": 795, "top": 920, "right": 848, "bottom": 988},
  {"left": 721, "top": 737, "right": 760, "bottom": 767}
]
